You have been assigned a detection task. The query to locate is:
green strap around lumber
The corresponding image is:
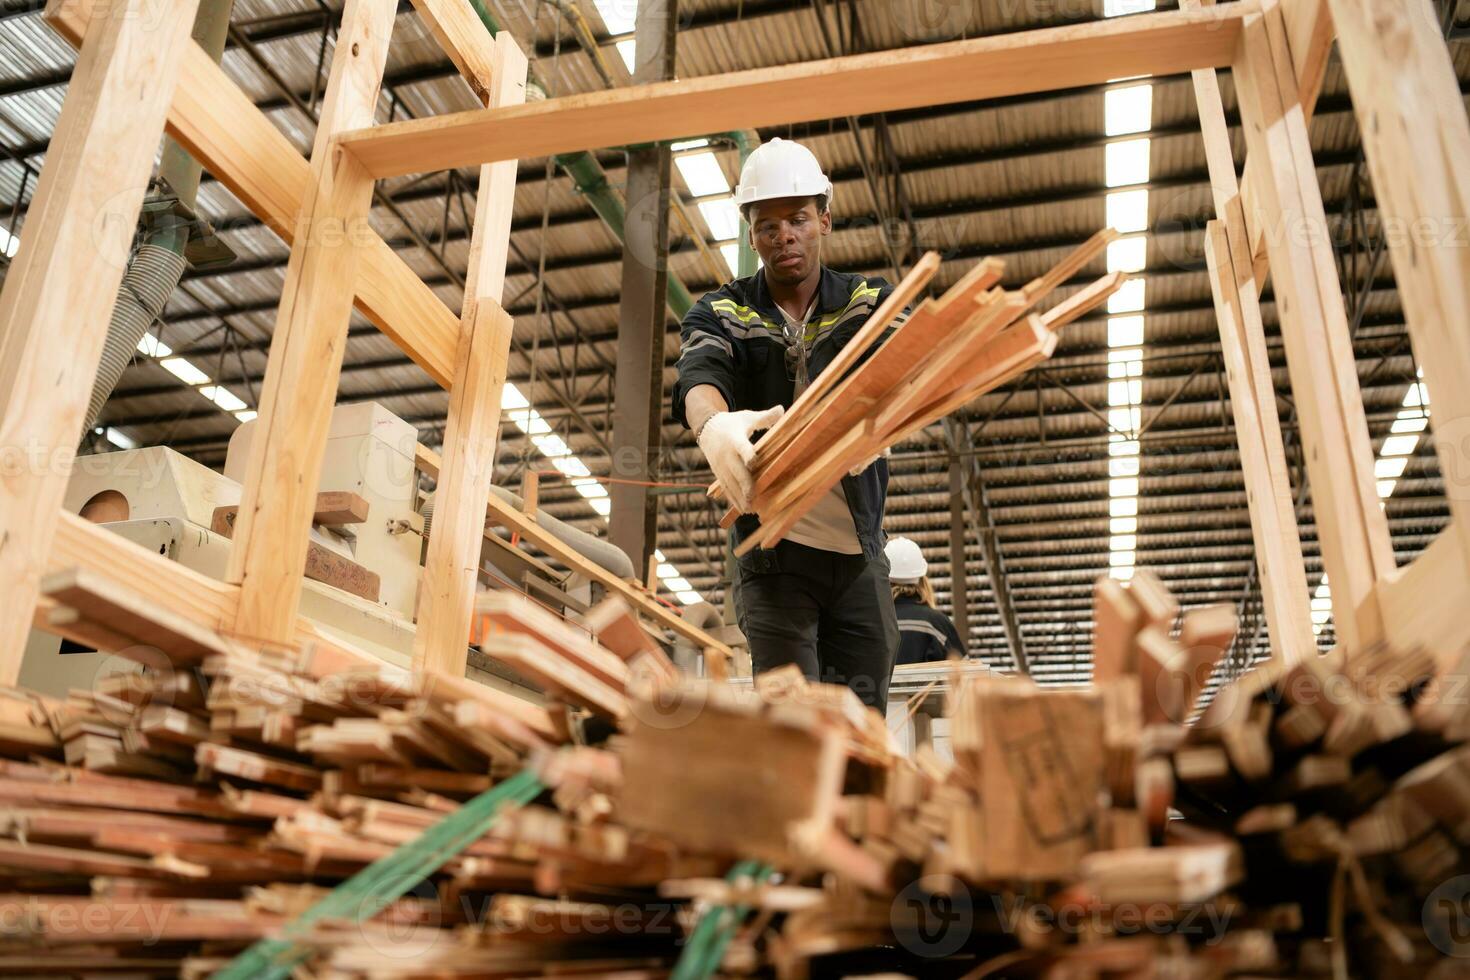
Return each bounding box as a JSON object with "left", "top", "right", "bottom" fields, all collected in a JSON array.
[
  {"left": 670, "top": 860, "right": 774, "bottom": 980},
  {"left": 215, "top": 767, "right": 544, "bottom": 980}
]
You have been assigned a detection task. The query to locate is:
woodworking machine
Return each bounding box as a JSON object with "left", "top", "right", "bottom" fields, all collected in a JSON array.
[
  {"left": 23, "top": 403, "right": 604, "bottom": 699},
  {"left": 22, "top": 401, "right": 728, "bottom": 701},
  {"left": 21, "top": 404, "right": 426, "bottom": 696}
]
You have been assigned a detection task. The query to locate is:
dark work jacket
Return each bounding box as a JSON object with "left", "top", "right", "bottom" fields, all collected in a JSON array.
[
  {"left": 671, "top": 266, "right": 908, "bottom": 564},
  {"left": 894, "top": 595, "right": 965, "bottom": 665}
]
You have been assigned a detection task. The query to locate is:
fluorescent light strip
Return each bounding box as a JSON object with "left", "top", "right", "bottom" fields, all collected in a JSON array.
[
  {"left": 672, "top": 150, "right": 741, "bottom": 277},
  {"left": 1311, "top": 375, "right": 1430, "bottom": 635},
  {"left": 1097, "top": 2, "right": 1155, "bottom": 599},
  {"left": 104, "top": 427, "right": 136, "bottom": 450},
  {"left": 718, "top": 242, "right": 740, "bottom": 275},
  {"left": 0, "top": 223, "right": 17, "bottom": 258},
  {"left": 135, "top": 334, "right": 258, "bottom": 431},
  {"left": 500, "top": 382, "right": 705, "bottom": 605}
]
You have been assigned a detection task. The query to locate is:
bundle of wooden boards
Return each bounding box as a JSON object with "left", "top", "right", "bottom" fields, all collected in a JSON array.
[
  {"left": 712, "top": 230, "right": 1130, "bottom": 554},
  {"left": 9, "top": 562, "right": 1470, "bottom": 977}
]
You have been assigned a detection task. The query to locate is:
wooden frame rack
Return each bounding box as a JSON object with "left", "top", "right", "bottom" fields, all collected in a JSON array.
[{"left": 0, "top": 0, "right": 1466, "bottom": 688}]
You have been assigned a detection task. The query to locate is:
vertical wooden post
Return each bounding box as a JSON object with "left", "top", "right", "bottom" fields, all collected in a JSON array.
[
  {"left": 1202, "top": 222, "right": 1315, "bottom": 664},
  {"left": 0, "top": 0, "right": 201, "bottom": 682},
  {"left": 1230, "top": 0, "right": 1395, "bottom": 651},
  {"left": 1184, "top": 0, "right": 1315, "bottom": 665},
  {"left": 227, "top": 0, "right": 396, "bottom": 643},
  {"left": 1326, "top": 0, "right": 1470, "bottom": 583},
  {"left": 413, "top": 32, "right": 529, "bottom": 676}
]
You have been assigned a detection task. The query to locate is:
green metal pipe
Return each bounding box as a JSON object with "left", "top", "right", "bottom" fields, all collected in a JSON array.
[
  {"left": 726, "top": 129, "right": 759, "bottom": 278},
  {"left": 157, "top": 0, "right": 235, "bottom": 210},
  {"left": 462, "top": 1, "right": 730, "bottom": 320}
]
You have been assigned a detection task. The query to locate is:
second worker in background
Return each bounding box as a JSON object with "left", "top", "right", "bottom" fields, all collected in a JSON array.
[
  {"left": 672, "top": 138, "right": 901, "bottom": 711},
  {"left": 885, "top": 536, "right": 966, "bottom": 665}
]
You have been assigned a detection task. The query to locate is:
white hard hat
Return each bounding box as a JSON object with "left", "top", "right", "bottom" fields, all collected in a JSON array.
[
  {"left": 885, "top": 537, "right": 927, "bottom": 583},
  {"left": 735, "top": 137, "right": 834, "bottom": 214}
]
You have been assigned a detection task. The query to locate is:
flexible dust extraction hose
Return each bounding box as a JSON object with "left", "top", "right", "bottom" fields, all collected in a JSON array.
[
  {"left": 420, "top": 487, "right": 637, "bottom": 581},
  {"left": 81, "top": 228, "right": 189, "bottom": 435},
  {"left": 79, "top": 0, "right": 233, "bottom": 438}
]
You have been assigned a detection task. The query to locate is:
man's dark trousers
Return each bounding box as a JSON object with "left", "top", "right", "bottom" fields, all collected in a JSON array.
[{"left": 732, "top": 540, "right": 899, "bottom": 712}]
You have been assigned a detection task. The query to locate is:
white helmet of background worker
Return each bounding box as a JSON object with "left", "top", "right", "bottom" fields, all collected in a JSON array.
[
  {"left": 885, "top": 537, "right": 928, "bottom": 584},
  {"left": 734, "top": 137, "right": 834, "bottom": 215}
]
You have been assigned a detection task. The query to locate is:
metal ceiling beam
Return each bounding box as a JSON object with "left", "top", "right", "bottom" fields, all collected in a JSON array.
[
  {"left": 607, "top": 0, "right": 677, "bottom": 577},
  {"left": 944, "top": 416, "right": 1027, "bottom": 674},
  {"left": 948, "top": 456, "right": 969, "bottom": 651}
]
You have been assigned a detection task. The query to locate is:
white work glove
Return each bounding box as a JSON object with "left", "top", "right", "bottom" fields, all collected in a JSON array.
[
  {"left": 848, "top": 446, "right": 891, "bottom": 478},
  {"left": 698, "top": 406, "right": 784, "bottom": 513}
]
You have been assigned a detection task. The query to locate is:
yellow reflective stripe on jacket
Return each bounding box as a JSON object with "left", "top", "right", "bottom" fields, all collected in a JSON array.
[{"left": 708, "top": 279, "right": 883, "bottom": 342}]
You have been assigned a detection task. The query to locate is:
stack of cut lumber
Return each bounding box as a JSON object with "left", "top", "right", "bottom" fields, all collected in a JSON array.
[
  {"left": 8, "top": 562, "right": 1470, "bottom": 976},
  {"left": 612, "top": 571, "right": 1470, "bottom": 977},
  {"left": 711, "top": 231, "right": 1130, "bottom": 555}
]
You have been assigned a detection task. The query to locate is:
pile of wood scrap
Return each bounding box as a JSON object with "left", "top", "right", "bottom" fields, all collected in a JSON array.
[
  {"left": 608, "top": 571, "right": 1470, "bottom": 977},
  {"left": 9, "top": 562, "right": 1470, "bottom": 977},
  {"left": 711, "top": 231, "right": 1130, "bottom": 555}
]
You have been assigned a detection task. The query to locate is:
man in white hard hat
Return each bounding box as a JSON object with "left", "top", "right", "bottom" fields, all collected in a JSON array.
[
  {"left": 672, "top": 137, "right": 903, "bottom": 710},
  {"left": 885, "top": 537, "right": 967, "bottom": 665}
]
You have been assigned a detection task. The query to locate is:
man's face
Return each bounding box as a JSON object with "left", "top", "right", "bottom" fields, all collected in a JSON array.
[{"left": 747, "top": 197, "right": 831, "bottom": 286}]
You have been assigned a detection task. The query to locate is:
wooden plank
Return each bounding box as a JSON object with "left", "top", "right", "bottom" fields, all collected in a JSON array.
[
  {"left": 1374, "top": 524, "right": 1470, "bottom": 667},
  {"left": 50, "top": 513, "right": 236, "bottom": 631},
  {"left": 750, "top": 284, "right": 997, "bottom": 499},
  {"left": 959, "top": 677, "right": 1103, "bottom": 880},
  {"left": 196, "top": 741, "right": 323, "bottom": 792},
  {"left": 1230, "top": 2, "right": 1394, "bottom": 649},
  {"left": 1129, "top": 569, "right": 1179, "bottom": 629},
  {"left": 41, "top": 568, "right": 236, "bottom": 665},
  {"left": 227, "top": 0, "right": 397, "bottom": 644},
  {"left": 880, "top": 313, "right": 1057, "bottom": 441},
  {"left": 416, "top": 444, "right": 733, "bottom": 659},
  {"left": 209, "top": 507, "right": 381, "bottom": 603},
  {"left": 478, "top": 634, "right": 628, "bottom": 720},
  {"left": 617, "top": 684, "right": 847, "bottom": 865},
  {"left": 720, "top": 274, "right": 1039, "bottom": 518},
  {"left": 1201, "top": 220, "right": 1315, "bottom": 663},
  {"left": 1325, "top": 0, "right": 1470, "bottom": 588},
  {"left": 736, "top": 421, "right": 876, "bottom": 554},
  {"left": 1040, "top": 272, "right": 1129, "bottom": 330},
  {"left": 43, "top": 0, "right": 461, "bottom": 390},
  {"left": 407, "top": 0, "right": 501, "bottom": 104},
  {"left": 474, "top": 591, "right": 628, "bottom": 690},
  {"left": 584, "top": 597, "right": 664, "bottom": 663},
  {"left": 1022, "top": 229, "right": 1118, "bottom": 301},
  {"left": 414, "top": 33, "right": 528, "bottom": 677},
  {"left": 338, "top": 5, "right": 1249, "bottom": 178},
  {"left": 749, "top": 252, "right": 941, "bottom": 468},
  {"left": 45, "top": 512, "right": 388, "bottom": 660},
  {"left": 1093, "top": 576, "right": 1144, "bottom": 683},
  {"left": 0, "top": 0, "right": 201, "bottom": 683},
  {"left": 1237, "top": 0, "right": 1336, "bottom": 272},
  {"left": 312, "top": 492, "right": 372, "bottom": 526}
]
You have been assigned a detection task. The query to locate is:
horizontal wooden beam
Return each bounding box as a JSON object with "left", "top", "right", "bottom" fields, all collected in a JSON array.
[
  {"left": 338, "top": 4, "right": 1252, "bottom": 178},
  {"left": 43, "top": 1, "right": 461, "bottom": 390}
]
